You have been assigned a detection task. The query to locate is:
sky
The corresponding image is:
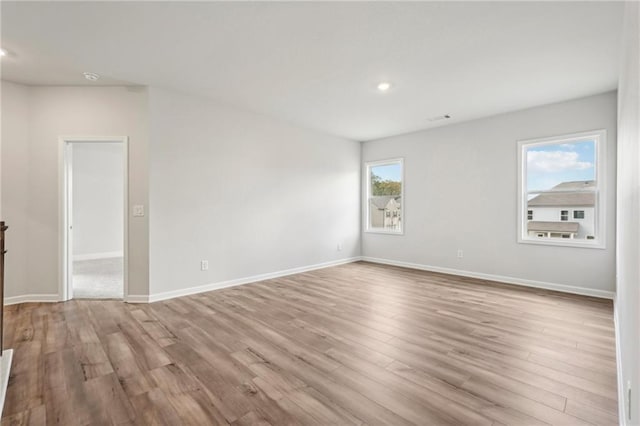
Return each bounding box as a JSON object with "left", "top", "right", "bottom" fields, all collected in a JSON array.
[
  {"left": 371, "top": 163, "right": 401, "bottom": 182},
  {"left": 526, "top": 140, "right": 595, "bottom": 191}
]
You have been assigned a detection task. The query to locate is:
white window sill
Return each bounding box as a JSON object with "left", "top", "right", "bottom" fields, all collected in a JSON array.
[
  {"left": 365, "top": 229, "right": 404, "bottom": 236},
  {"left": 518, "top": 237, "right": 605, "bottom": 249}
]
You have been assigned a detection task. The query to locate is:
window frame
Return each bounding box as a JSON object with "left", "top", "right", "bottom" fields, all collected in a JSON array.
[
  {"left": 517, "top": 129, "right": 606, "bottom": 249},
  {"left": 364, "top": 158, "right": 405, "bottom": 235}
]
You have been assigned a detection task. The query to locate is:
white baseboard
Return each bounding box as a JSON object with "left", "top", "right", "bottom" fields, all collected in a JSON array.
[
  {"left": 73, "top": 251, "right": 123, "bottom": 261},
  {"left": 614, "top": 299, "right": 627, "bottom": 425},
  {"left": 4, "top": 294, "right": 60, "bottom": 305},
  {"left": 125, "top": 294, "right": 150, "bottom": 304},
  {"left": 0, "top": 349, "right": 13, "bottom": 418},
  {"left": 2, "top": 257, "right": 362, "bottom": 305},
  {"left": 361, "top": 256, "right": 615, "bottom": 299},
  {"left": 147, "top": 256, "right": 363, "bottom": 303},
  {"left": 6, "top": 255, "right": 614, "bottom": 306}
]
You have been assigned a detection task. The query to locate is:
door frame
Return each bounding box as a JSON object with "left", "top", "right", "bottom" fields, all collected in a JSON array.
[{"left": 58, "top": 136, "right": 129, "bottom": 301}]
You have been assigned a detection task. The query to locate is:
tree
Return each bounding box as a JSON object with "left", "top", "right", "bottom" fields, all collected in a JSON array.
[{"left": 371, "top": 173, "right": 401, "bottom": 196}]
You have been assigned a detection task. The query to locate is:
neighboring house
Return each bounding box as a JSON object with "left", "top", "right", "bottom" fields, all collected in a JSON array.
[
  {"left": 370, "top": 196, "right": 402, "bottom": 230},
  {"left": 527, "top": 180, "right": 595, "bottom": 239}
]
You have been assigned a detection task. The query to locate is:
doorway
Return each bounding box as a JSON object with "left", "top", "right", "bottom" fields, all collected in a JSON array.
[{"left": 61, "top": 137, "right": 128, "bottom": 300}]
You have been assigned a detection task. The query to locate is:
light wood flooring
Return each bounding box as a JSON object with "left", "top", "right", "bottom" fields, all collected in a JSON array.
[{"left": 2, "top": 261, "right": 618, "bottom": 425}]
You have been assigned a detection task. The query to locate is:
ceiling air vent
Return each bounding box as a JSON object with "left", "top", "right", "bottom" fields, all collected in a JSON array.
[{"left": 428, "top": 114, "right": 451, "bottom": 122}]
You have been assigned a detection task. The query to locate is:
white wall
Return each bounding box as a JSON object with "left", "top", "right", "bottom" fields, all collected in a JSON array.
[
  {"left": 0, "top": 82, "right": 30, "bottom": 298},
  {"left": 362, "top": 92, "right": 617, "bottom": 296},
  {"left": 72, "top": 142, "right": 124, "bottom": 258},
  {"left": 0, "top": 83, "right": 149, "bottom": 298},
  {"left": 615, "top": 2, "right": 640, "bottom": 424},
  {"left": 148, "top": 87, "right": 361, "bottom": 297}
]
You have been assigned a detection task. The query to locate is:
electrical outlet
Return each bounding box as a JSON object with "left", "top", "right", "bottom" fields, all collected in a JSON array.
[
  {"left": 337, "top": 243, "right": 343, "bottom": 251},
  {"left": 201, "top": 260, "right": 209, "bottom": 271},
  {"left": 457, "top": 249, "right": 464, "bottom": 259}
]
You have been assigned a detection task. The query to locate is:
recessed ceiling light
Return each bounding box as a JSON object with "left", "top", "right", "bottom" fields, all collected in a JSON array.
[
  {"left": 83, "top": 72, "right": 100, "bottom": 81},
  {"left": 377, "top": 82, "right": 392, "bottom": 92},
  {"left": 0, "top": 49, "right": 7, "bottom": 57}
]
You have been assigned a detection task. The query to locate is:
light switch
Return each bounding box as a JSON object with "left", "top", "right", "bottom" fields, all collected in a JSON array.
[{"left": 133, "top": 205, "right": 145, "bottom": 217}]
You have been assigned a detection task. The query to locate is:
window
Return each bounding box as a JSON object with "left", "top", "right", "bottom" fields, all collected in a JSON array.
[
  {"left": 365, "top": 158, "right": 403, "bottom": 234},
  {"left": 518, "top": 130, "right": 606, "bottom": 248}
]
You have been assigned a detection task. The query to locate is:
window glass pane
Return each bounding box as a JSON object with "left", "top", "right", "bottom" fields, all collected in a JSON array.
[
  {"left": 370, "top": 164, "right": 401, "bottom": 196},
  {"left": 522, "top": 137, "right": 600, "bottom": 244},
  {"left": 526, "top": 191, "right": 595, "bottom": 240},
  {"left": 525, "top": 140, "right": 596, "bottom": 192},
  {"left": 368, "top": 161, "right": 402, "bottom": 232}
]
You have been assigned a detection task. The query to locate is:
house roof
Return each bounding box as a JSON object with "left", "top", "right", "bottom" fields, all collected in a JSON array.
[
  {"left": 527, "top": 221, "right": 579, "bottom": 233},
  {"left": 370, "top": 196, "right": 401, "bottom": 209},
  {"left": 549, "top": 180, "right": 596, "bottom": 190},
  {"left": 528, "top": 181, "right": 596, "bottom": 207}
]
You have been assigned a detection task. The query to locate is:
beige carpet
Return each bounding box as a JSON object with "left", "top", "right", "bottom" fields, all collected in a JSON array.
[{"left": 72, "top": 257, "right": 123, "bottom": 299}]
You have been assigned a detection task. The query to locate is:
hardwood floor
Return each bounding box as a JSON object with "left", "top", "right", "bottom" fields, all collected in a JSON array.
[{"left": 2, "top": 261, "right": 618, "bottom": 425}]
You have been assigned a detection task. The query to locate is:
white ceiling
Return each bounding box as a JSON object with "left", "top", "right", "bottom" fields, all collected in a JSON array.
[{"left": 1, "top": 1, "right": 624, "bottom": 141}]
